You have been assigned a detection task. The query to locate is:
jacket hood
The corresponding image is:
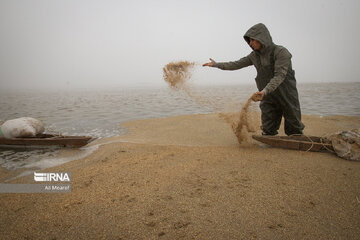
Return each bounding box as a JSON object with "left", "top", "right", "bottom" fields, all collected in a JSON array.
[{"left": 244, "top": 23, "right": 273, "bottom": 50}]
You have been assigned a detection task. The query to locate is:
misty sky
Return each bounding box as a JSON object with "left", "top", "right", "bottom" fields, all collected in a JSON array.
[{"left": 0, "top": 0, "right": 359, "bottom": 90}]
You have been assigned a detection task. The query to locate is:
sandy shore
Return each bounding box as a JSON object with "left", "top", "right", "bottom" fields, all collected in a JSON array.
[{"left": 0, "top": 113, "right": 360, "bottom": 239}]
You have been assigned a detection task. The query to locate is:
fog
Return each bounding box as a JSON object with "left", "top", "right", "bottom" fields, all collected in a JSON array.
[{"left": 0, "top": 0, "right": 359, "bottom": 91}]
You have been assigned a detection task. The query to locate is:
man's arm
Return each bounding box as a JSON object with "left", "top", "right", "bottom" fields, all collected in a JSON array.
[
  {"left": 263, "top": 47, "right": 292, "bottom": 94},
  {"left": 203, "top": 54, "right": 253, "bottom": 70}
]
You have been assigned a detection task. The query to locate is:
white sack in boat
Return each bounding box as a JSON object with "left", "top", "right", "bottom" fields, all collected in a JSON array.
[{"left": 0, "top": 117, "right": 45, "bottom": 138}]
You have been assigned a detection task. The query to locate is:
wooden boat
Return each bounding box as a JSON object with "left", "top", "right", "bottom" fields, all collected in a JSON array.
[
  {"left": 0, "top": 134, "right": 93, "bottom": 148},
  {"left": 252, "top": 135, "right": 334, "bottom": 152}
]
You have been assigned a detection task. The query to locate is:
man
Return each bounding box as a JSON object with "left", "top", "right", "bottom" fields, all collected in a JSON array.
[{"left": 203, "top": 23, "right": 304, "bottom": 136}]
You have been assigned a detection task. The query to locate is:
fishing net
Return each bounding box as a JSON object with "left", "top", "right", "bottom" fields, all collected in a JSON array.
[{"left": 327, "top": 128, "right": 360, "bottom": 161}]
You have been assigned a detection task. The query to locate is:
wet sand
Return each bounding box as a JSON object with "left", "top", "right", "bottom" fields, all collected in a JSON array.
[{"left": 1, "top": 113, "right": 360, "bottom": 239}]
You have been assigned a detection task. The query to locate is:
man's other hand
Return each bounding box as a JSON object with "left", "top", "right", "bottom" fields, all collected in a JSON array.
[{"left": 251, "top": 91, "right": 265, "bottom": 102}]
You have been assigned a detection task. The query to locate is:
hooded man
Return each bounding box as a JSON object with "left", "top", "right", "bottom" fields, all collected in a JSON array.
[{"left": 203, "top": 23, "right": 305, "bottom": 136}]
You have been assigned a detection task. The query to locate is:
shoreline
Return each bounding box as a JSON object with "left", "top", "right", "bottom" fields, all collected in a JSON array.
[{"left": 0, "top": 113, "right": 360, "bottom": 239}]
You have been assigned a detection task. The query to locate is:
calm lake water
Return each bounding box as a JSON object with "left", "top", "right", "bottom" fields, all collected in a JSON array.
[{"left": 0, "top": 82, "right": 359, "bottom": 174}]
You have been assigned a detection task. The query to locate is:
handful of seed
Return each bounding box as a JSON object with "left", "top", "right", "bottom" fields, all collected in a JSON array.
[
  {"left": 163, "top": 61, "right": 195, "bottom": 90},
  {"left": 251, "top": 92, "right": 263, "bottom": 102}
]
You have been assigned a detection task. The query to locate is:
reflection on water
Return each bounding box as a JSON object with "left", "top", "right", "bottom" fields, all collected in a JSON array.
[{"left": 0, "top": 147, "right": 60, "bottom": 170}]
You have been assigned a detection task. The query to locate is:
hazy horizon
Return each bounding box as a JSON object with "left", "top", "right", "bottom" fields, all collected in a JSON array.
[{"left": 1, "top": 0, "right": 359, "bottom": 91}]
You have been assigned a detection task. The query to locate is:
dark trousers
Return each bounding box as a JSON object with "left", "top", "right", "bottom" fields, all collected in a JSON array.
[{"left": 260, "top": 93, "right": 304, "bottom": 136}]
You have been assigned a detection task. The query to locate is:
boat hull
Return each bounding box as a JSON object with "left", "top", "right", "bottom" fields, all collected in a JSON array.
[
  {"left": 0, "top": 134, "right": 93, "bottom": 148},
  {"left": 252, "top": 135, "right": 333, "bottom": 152}
]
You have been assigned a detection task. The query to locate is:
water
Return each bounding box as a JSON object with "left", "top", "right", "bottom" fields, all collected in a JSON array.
[
  {"left": 299, "top": 82, "right": 360, "bottom": 116},
  {"left": 0, "top": 82, "right": 359, "bottom": 174}
]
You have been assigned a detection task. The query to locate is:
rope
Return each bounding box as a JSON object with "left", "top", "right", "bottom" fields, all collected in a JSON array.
[
  {"left": 289, "top": 133, "right": 334, "bottom": 153},
  {"left": 289, "top": 133, "right": 314, "bottom": 152},
  {"left": 320, "top": 133, "right": 336, "bottom": 154}
]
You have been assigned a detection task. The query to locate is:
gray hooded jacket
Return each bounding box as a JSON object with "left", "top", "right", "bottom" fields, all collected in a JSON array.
[{"left": 214, "top": 23, "right": 293, "bottom": 94}]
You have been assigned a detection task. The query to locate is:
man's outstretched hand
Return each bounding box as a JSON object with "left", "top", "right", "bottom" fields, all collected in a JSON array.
[{"left": 202, "top": 58, "right": 216, "bottom": 67}]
